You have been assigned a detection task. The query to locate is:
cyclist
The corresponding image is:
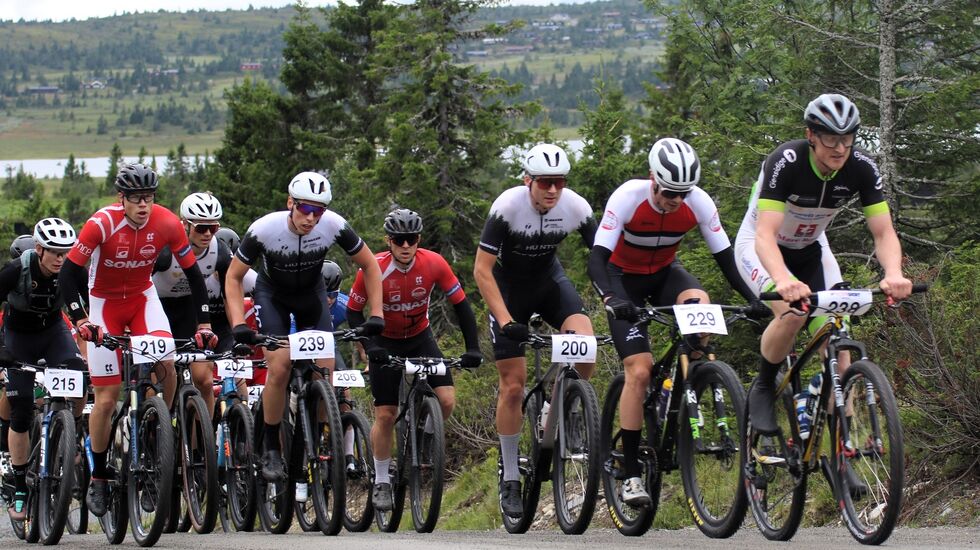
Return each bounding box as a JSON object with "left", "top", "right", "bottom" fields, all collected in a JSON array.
[
  {"left": 588, "top": 137, "right": 765, "bottom": 507},
  {"left": 224, "top": 171, "right": 385, "bottom": 483},
  {"left": 347, "top": 209, "right": 482, "bottom": 511},
  {"left": 473, "top": 143, "right": 597, "bottom": 519},
  {"left": 58, "top": 163, "right": 217, "bottom": 517},
  {"left": 152, "top": 191, "right": 227, "bottom": 416},
  {"left": 0, "top": 218, "right": 88, "bottom": 520},
  {"left": 734, "top": 94, "right": 911, "bottom": 443}
]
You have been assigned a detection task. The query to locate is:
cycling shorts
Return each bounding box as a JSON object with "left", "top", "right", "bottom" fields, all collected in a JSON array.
[
  {"left": 368, "top": 328, "right": 451, "bottom": 407},
  {"left": 252, "top": 278, "right": 332, "bottom": 337},
  {"left": 488, "top": 263, "right": 586, "bottom": 360},
  {"left": 87, "top": 286, "right": 173, "bottom": 387},
  {"left": 606, "top": 261, "right": 704, "bottom": 359},
  {"left": 734, "top": 238, "right": 843, "bottom": 297}
]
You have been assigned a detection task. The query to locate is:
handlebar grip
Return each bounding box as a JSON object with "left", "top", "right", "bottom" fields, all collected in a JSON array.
[
  {"left": 911, "top": 283, "right": 929, "bottom": 293},
  {"left": 759, "top": 292, "right": 782, "bottom": 301}
]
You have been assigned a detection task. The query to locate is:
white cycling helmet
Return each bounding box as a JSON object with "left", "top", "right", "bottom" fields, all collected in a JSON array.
[
  {"left": 33, "top": 217, "right": 76, "bottom": 252},
  {"left": 804, "top": 93, "right": 860, "bottom": 135},
  {"left": 648, "top": 137, "right": 701, "bottom": 192},
  {"left": 288, "top": 171, "right": 332, "bottom": 205},
  {"left": 522, "top": 143, "right": 570, "bottom": 177},
  {"left": 180, "top": 192, "right": 223, "bottom": 221}
]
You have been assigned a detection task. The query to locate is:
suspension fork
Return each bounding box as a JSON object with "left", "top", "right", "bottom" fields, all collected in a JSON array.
[{"left": 679, "top": 353, "right": 703, "bottom": 446}]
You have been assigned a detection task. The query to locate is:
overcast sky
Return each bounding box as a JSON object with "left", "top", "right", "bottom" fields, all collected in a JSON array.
[{"left": 1, "top": 0, "right": 592, "bottom": 23}]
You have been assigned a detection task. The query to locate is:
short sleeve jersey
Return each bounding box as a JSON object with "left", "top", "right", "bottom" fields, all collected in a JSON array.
[
  {"left": 348, "top": 248, "right": 466, "bottom": 339},
  {"left": 152, "top": 238, "right": 224, "bottom": 298},
  {"left": 68, "top": 203, "right": 196, "bottom": 300},
  {"left": 594, "top": 180, "right": 731, "bottom": 273},
  {"left": 737, "top": 140, "right": 888, "bottom": 249},
  {"left": 236, "top": 210, "right": 363, "bottom": 291},
  {"left": 478, "top": 185, "right": 596, "bottom": 277}
]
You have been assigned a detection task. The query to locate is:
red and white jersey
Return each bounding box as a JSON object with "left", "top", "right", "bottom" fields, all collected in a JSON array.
[
  {"left": 594, "top": 179, "right": 731, "bottom": 274},
  {"left": 348, "top": 248, "right": 466, "bottom": 339},
  {"left": 68, "top": 203, "right": 196, "bottom": 300}
]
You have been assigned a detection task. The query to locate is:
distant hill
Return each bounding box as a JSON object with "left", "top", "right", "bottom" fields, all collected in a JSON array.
[{"left": 0, "top": 0, "right": 664, "bottom": 160}]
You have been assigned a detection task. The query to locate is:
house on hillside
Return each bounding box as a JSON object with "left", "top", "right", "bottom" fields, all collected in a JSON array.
[
  {"left": 241, "top": 62, "right": 263, "bottom": 71},
  {"left": 83, "top": 80, "right": 106, "bottom": 89}
]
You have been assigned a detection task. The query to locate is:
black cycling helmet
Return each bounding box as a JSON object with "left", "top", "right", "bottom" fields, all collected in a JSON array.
[
  {"left": 383, "top": 208, "right": 423, "bottom": 235},
  {"left": 214, "top": 227, "right": 240, "bottom": 253},
  {"left": 10, "top": 234, "right": 34, "bottom": 259},
  {"left": 114, "top": 163, "right": 159, "bottom": 193},
  {"left": 321, "top": 260, "right": 343, "bottom": 293}
]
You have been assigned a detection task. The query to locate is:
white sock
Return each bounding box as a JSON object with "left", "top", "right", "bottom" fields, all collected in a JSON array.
[
  {"left": 499, "top": 433, "right": 520, "bottom": 482},
  {"left": 374, "top": 458, "right": 391, "bottom": 484},
  {"left": 344, "top": 426, "right": 355, "bottom": 455}
]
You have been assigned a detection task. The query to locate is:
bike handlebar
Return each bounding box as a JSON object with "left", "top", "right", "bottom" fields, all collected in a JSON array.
[
  {"left": 758, "top": 283, "right": 928, "bottom": 304},
  {"left": 522, "top": 333, "right": 614, "bottom": 350}
]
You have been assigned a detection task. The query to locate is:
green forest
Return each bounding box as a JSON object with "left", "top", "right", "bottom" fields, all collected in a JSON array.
[{"left": 1, "top": 0, "right": 978, "bottom": 529}]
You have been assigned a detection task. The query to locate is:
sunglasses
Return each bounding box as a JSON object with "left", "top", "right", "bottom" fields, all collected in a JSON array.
[
  {"left": 659, "top": 188, "right": 690, "bottom": 199},
  {"left": 124, "top": 193, "right": 156, "bottom": 204},
  {"left": 295, "top": 202, "right": 327, "bottom": 217},
  {"left": 533, "top": 177, "right": 567, "bottom": 190},
  {"left": 190, "top": 222, "right": 220, "bottom": 234},
  {"left": 389, "top": 233, "right": 420, "bottom": 247},
  {"left": 814, "top": 131, "right": 856, "bottom": 149}
]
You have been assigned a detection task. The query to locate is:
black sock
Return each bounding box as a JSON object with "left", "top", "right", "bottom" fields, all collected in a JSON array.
[
  {"left": 264, "top": 423, "right": 281, "bottom": 452},
  {"left": 0, "top": 417, "right": 9, "bottom": 453},
  {"left": 757, "top": 357, "right": 782, "bottom": 387},
  {"left": 91, "top": 450, "right": 108, "bottom": 479},
  {"left": 12, "top": 462, "right": 28, "bottom": 493},
  {"left": 621, "top": 429, "right": 642, "bottom": 478}
]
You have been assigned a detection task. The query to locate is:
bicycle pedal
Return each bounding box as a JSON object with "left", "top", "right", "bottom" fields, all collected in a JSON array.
[{"left": 752, "top": 449, "right": 786, "bottom": 465}]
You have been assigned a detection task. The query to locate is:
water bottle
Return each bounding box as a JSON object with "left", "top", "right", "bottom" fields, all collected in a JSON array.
[
  {"left": 794, "top": 390, "right": 811, "bottom": 440},
  {"left": 657, "top": 378, "right": 673, "bottom": 424},
  {"left": 84, "top": 434, "right": 95, "bottom": 474},
  {"left": 289, "top": 391, "right": 298, "bottom": 416},
  {"left": 215, "top": 426, "right": 225, "bottom": 468},
  {"left": 805, "top": 372, "right": 823, "bottom": 426},
  {"left": 538, "top": 400, "right": 551, "bottom": 437}
]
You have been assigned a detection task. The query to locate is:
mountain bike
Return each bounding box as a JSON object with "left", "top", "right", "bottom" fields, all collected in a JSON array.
[
  {"left": 2, "top": 360, "right": 85, "bottom": 544},
  {"left": 501, "top": 315, "right": 610, "bottom": 535},
  {"left": 176, "top": 345, "right": 257, "bottom": 533},
  {"left": 743, "top": 284, "right": 926, "bottom": 544},
  {"left": 373, "top": 355, "right": 472, "bottom": 534},
  {"left": 601, "top": 302, "right": 758, "bottom": 537},
  {"left": 96, "top": 333, "right": 177, "bottom": 547},
  {"left": 163, "top": 341, "right": 219, "bottom": 535},
  {"left": 252, "top": 328, "right": 361, "bottom": 535}
]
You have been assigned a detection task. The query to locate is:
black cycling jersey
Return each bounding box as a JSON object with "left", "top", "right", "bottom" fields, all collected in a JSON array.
[
  {"left": 237, "top": 210, "right": 363, "bottom": 291},
  {"left": 478, "top": 185, "right": 596, "bottom": 277},
  {"left": 0, "top": 253, "right": 65, "bottom": 332}
]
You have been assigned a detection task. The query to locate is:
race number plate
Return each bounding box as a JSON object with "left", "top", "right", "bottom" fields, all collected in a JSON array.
[
  {"left": 814, "top": 290, "right": 873, "bottom": 316},
  {"left": 288, "top": 330, "right": 335, "bottom": 359},
  {"left": 44, "top": 368, "right": 84, "bottom": 398},
  {"left": 404, "top": 360, "right": 446, "bottom": 376},
  {"left": 672, "top": 304, "right": 728, "bottom": 336},
  {"left": 247, "top": 385, "right": 264, "bottom": 406},
  {"left": 332, "top": 370, "right": 366, "bottom": 388},
  {"left": 130, "top": 335, "right": 176, "bottom": 364},
  {"left": 216, "top": 359, "right": 253, "bottom": 380},
  {"left": 550, "top": 334, "right": 598, "bottom": 363}
]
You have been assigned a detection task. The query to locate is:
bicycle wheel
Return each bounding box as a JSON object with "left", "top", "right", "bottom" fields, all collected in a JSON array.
[
  {"left": 375, "top": 418, "right": 408, "bottom": 533},
  {"left": 306, "top": 379, "right": 345, "bottom": 535},
  {"left": 600, "top": 373, "right": 658, "bottom": 536},
  {"left": 253, "top": 402, "right": 294, "bottom": 534},
  {"left": 100, "top": 414, "right": 129, "bottom": 545},
  {"left": 500, "top": 389, "right": 543, "bottom": 534},
  {"left": 553, "top": 378, "right": 600, "bottom": 534},
  {"left": 294, "top": 497, "right": 318, "bottom": 531},
  {"left": 38, "top": 409, "right": 77, "bottom": 545},
  {"left": 23, "top": 415, "right": 41, "bottom": 544},
  {"left": 225, "top": 402, "right": 256, "bottom": 532},
  {"left": 181, "top": 394, "right": 219, "bottom": 534},
  {"left": 67, "top": 425, "right": 89, "bottom": 535},
  {"left": 834, "top": 360, "right": 904, "bottom": 545},
  {"left": 341, "top": 410, "right": 374, "bottom": 532},
  {"left": 128, "top": 395, "right": 175, "bottom": 547},
  {"left": 409, "top": 395, "right": 445, "bottom": 533},
  {"left": 742, "top": 377, "right": 806, "bottom": 541},
  {"left": 677, "top": 360, "right": 748, "bottom": 538}
]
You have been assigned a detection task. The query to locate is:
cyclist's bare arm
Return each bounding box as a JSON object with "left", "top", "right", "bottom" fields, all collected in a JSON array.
[
  {"left": 350, "top": 245, "right": 383, "bottom": 319},
  {"left": 866, "top": 214, "right": 912, "bottom": 300},
  {"left": 474, "top": 248, "right": 513, "bottom": 326},
  {"left": 224, "top": 256, "right": 251, "bottom": 327}
]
